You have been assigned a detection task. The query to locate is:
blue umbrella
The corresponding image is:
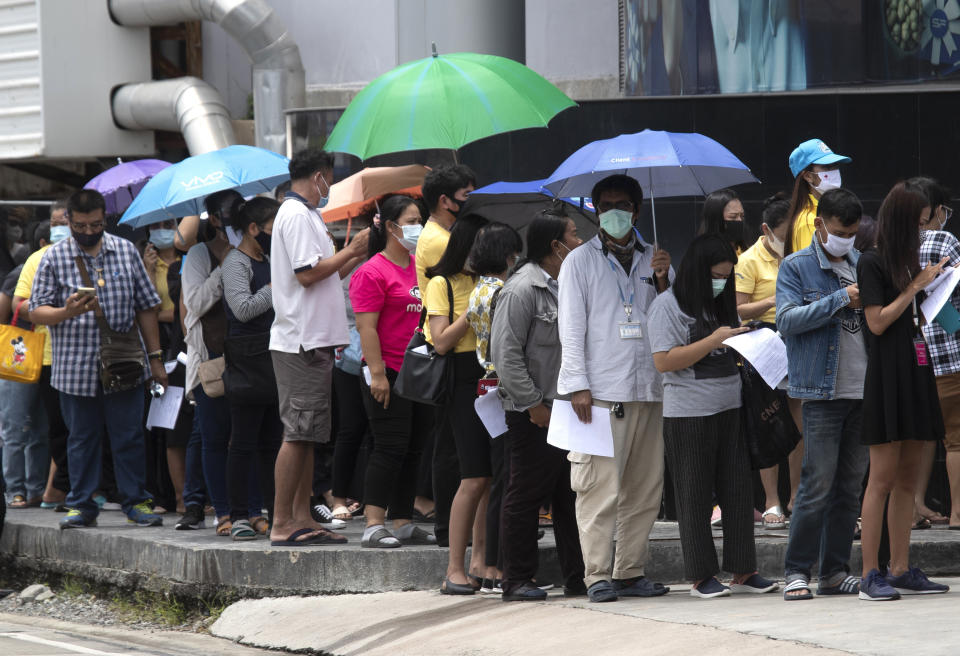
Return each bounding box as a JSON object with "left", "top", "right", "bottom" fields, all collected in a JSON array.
[
  {"left": 464, "top": 178, "right": 598, "bottom": 241},
  {"left": 542, "top": 130, "right": 759, "bottom": 244},
  {"left": 471, "top": 178, "right": 593, "bottom": 210},
  {"left": 119, "top": 145, "right": 290, "bottom": 228}
]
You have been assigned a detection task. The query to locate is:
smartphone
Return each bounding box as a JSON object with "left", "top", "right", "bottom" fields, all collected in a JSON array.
[{"left": 76, "top": 287, "right": 96, "bottom": 298}]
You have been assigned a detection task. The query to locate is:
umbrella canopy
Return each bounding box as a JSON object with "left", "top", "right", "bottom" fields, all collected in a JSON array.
[
  {"left": 463, "top": 179, "right": 598, "bottom": 243},
  {"left": 84, "top": 159, "right": 171, "bottom": 216},
  {"left": 542, "top": 130, "right": 758, "bottom": 243},
  {"left": 324, "top": 49, "right": 576, "bottom": 160},
  {"left": 322, "top": 165, "right": 429, "bottom": 223},
  {"left": 119, "top": 146, "right": 290, "bottom": 228}
]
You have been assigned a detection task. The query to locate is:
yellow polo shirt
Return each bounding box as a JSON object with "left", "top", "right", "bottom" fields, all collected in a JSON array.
[
  {"left": 790, "top": 194, "right": 819, "bottom": 254},
  {"left": 14, "top": 245, "right": 52, "bottom": 365},
  {"left": 735, "top": 237, "right": 780, "bottom": 325},
  {"left": 423, "top": 273, "right": 477, "bottom": 354},
  {"left": 415, "top": 219, "right": 450, "bottom": 294},
  {"left": 154, "top": 257, "right": 178, "bottom": 313}
]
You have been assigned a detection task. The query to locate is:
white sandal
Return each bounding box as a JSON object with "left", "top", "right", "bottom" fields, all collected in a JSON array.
[{"left": 762, "top": 505, "right": 787, "bottom": 530}]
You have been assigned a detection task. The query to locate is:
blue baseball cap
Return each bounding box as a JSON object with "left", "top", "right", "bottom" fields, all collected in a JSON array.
[{"left": 788, "top": 139, "right": 851, "bottom": 178}]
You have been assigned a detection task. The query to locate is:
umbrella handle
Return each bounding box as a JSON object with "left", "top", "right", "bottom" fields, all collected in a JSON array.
[{"left": 649, "top": 192, "right": 658, "bottom": 248}]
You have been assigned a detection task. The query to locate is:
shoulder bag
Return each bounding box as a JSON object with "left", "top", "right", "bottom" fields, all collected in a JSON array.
[{"left": 394, "top": 276, "right": 454, "bottom": 406}]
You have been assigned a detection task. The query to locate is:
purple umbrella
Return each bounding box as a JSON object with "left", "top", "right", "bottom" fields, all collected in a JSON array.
[{"left": 84, "top": 159, "right": 172, "bottom": 216}]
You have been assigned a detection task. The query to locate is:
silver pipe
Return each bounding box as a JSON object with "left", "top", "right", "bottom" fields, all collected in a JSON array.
[
  {"left": 112, "top": 77, "right": 235, "bottom": 155},
  {"left": 109, "top": 0, "right": 305, "bottom": 154}
]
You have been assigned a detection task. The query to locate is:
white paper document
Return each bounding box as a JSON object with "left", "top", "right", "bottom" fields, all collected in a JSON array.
[
  {"left": 921, "top": 265, "right": 960, "bottom": 324},
  {"left": 546, "top": 400, "right": 615, "bottom": 457},
  {"left": 362, "top": 366, "right": 372, "bottom": 386},
  {"left": 146, "top": 385, "right": 184, "bottom": 430},
  {"left": 474, "top": 389, "right": 509, "bottom": 438},
  {"left": 723, "top": 327, "right": 787, "bottom": 390},
  {"left": 411, "top": 344, "right": 429, "bottom": 356},
  {"left": 164, "top": 360, "right": 178, "bottom": 374}
]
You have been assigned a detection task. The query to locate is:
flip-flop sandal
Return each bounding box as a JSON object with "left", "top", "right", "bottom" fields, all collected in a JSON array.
[
  {"left": 271, "top": 527, "right": 325, "bottom": 546},
  {"left": 331, "top": 504, "right": 354, "bottom": 521},
  {"left": 216, "top": 517, "right": 233, "bottom": 536},
  {"left": 250, "top": 516, "right": 270, "bottom": 535},
  {"left": 911, "top": 517, "right": 932, "bottom": 530},
  {"left": 412, "top": 508, "right": 436, "bottom": 523},
  {"left": 762, "top": 505, "right": 787, "bottom": 530},
  {"left": 818, "top": 574, "right": 860, "bottom": 595},
  {"left": 231, "top": 519, "right": 257, "bottom": 541},
  {"left": 539, "top": 512, "right": 553, "bottom": 527},
  {"left": 361, "top": 527, "right": 401, "bottom": 548},
  {"left": 921, "top": 512, "right": 949, "bottom": 525},
  {"left": 348, "top": 501, "right": 364, "bottom": 516},
  {"left": 783, "top": 578, "right": 813, "bottom": 601},
  {"left": 8, "top": 495, "right": 26, "bottom": 509}
]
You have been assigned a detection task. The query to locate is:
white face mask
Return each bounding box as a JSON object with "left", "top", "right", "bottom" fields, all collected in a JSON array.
[
  {"left": 763, "top": 225, "right": 784, "bottom": 258},
  {"left": 811, "top": 170, "right": 841, "bottom": 195},
  {"left": 818, "top": 226, "right": 855, "bottom": 258}
]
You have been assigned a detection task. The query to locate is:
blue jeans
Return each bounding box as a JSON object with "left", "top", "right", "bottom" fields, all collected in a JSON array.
[
  {"left": 784, "top": 399, "right": 868, "bottom": 579},
  {"left": 182, "top": 408, "right": 205, "bottom": 508},
  {"left": 59, "top": 385, "right": 150, "bottom": 517},
  {"left": 193, "top": 386, "right": 261, "bottom": 518},
  {"left": 0, "top": 379, "right": 49, "bottom": 503}
]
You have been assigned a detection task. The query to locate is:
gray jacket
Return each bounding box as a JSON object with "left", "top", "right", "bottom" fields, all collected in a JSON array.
[{"left": 490, "top": 262, "right": 566, "bottom": 412}]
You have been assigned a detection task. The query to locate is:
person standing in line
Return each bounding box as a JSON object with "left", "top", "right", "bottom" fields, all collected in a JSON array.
[
  {"left": 465, "top": 221, "right": 523, "bottom": 593},
  {"left": 698, "top": 188, "right": 749, "bottom": 254},
  {"left": 421, "top": 213, "right": 489, "bottom": 594},
  {"left": 784, "top": 139, "right": 852, "bottom": 256},
  {"left": 30, "top": 189, "right": 167, "bottom": 530},
  {"left": 415, "top": 164, "right": 476, "bottom": 548},
  {"left": 857, "top": 180, "right": 950, "bottom": 600},
  {"left": 493, "top": 209, "right": 586, "bottom": 602},
  {"left": 648, "top": 234, "right": 778, "bottom": 598},
  {"left": 776, "top": 188, "right": 869, "bottom": 600},
  {"left": 269, "top": 147, "right": 368, "bottom": 546},
  {"left": 557, "top": 174, "right": 672, "bottom": 603},
  {"left": 350, "top": 195, "right": 435, "bottom": 548},
  {"left": 735, "top": 194, "right": 803, "bottom": 528}
]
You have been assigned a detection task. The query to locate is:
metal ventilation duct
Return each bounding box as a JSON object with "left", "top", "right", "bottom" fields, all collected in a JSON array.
[{"left": 108, "top": 0, "right": 305, "bottom": 155}]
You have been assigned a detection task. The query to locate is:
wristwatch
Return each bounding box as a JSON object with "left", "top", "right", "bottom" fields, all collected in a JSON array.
[{"left": 148, "top": 350, "right": 163, "bottom": 361}]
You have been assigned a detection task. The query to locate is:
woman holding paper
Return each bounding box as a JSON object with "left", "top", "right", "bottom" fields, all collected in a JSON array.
[
  {"left": 857, "top": 180, "right": 950, "bottom": 600},
  {"left": 490, "top": 209, "right": 586, "bottom": 601},
  {"left": 349, "top": 195, "right": 437, "bottom": 549},
  {"left": 648, "top": 234, "right": 778, "bottom": 598}
]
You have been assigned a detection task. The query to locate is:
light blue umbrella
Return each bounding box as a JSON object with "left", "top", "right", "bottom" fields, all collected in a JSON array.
[
  {"left": 119, "top": 145, "right": 290, "bottom": 228},
  {"left": 464, "top": 178, "right": 597, "bottom": 240},
  {"left": 542, "top": 130, "right": 759, "bottom": 244}
]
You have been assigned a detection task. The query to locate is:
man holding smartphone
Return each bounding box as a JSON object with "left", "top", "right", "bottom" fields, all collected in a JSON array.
[{"left": 31, "top": 189, "right": 168, "bottom": 530}]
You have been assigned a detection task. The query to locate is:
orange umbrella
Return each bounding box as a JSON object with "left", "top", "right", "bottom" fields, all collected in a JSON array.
[{"left": 322, "top": 164, "right": 429, "bottom": 223}]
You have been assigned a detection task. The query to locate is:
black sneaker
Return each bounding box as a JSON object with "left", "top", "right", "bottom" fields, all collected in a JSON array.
[
  {"left": 175, "top": 504, "right": 205, "bottom": 530},
  {"left": 310, "top": 503, "right": 347, "bottom": 529}
]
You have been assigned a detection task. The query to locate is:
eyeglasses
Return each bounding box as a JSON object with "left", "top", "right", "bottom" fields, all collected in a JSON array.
[
  {"left": 69, "top": 220, "right": 104, "bottom": 233},
  {"left": 596, "top": 200, "right": 635, "bottom": 213}
]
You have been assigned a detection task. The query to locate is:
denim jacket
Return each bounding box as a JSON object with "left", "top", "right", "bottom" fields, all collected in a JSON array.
[{"left": 775, "top": 237, "right": 859, "bottom": 400}]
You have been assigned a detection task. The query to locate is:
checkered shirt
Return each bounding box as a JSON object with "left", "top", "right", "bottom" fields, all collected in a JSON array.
[
  {"left": 920, "top": 230, "right": 960, "bottom": 376},
  {"left": 30, "top": 233, "right": 161, "bottom": 397}
]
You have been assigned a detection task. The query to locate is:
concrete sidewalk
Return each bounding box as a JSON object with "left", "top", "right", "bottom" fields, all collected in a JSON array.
[
  {"left": 3, "top": 507, "right": 960, "bottom": 597},
  {"left": 211, "top": 580, "right": 960, "bottom": 655}
]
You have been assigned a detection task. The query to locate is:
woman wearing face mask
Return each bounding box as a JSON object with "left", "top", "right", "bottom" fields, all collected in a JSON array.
[
  {"left": 735, "top": 194, "right": 803, "bottom": 528},
  {"left": 699, "top": 188, "right": 749, "bottom": 255},
  {"left": 784, "top": 139, "right": 852, "bottom": 256},
  {"left": 348, "top": 195, "right": 437, "bottom": 548},
  {"left": 648, "top": 234, "right": 778, "bottom": 599},
  {"left": 857, "top": 180, "right": 950, "bottom": 600},
  {"left": 144, "top": 220, "right": 180, "bottom": 328}
]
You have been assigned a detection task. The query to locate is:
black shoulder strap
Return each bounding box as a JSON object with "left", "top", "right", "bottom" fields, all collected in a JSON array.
[
  {"left": 484, "top": 286, "right": 504, "bottom": 366},
  {"left": 444, "top": 276, "right": 454, "bottom": 323}
]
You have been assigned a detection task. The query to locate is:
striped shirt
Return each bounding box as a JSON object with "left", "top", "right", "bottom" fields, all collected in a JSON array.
[{"left": 30, "top": 233, "right": 160, "bottom": 397}]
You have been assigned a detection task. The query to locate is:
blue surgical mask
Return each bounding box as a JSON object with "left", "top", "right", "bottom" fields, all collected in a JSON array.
[
  {"left": 712, "top": 278, "right": 727, "bottom": 298},
  {"left": 49, "top": 225, "right": 70, "bottom": 244},
  {"left": 316, "top": 177, "right": 330, "bottom": 209},
  {"left": 599, "top": 209, "right": 634, "bottom": 239},
  {"left": 398, "top": 224, "right": 422, "bottom": 252},
  {"left": 149, "top": 228, "right": 176, "bottom": 249}
]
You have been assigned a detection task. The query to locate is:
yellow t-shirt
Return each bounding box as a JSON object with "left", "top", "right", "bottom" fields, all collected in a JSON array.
[
  {"left": 415, "top": 219, "right": 450, "bottom": 294},
  {"left": 154, "top": 257, "right": 178, "bottom": 313},
  {"left": 790, "top": 194, "right": 819, "bottom": 254},
  {"left": 423, "top": 273, "right": 477, "bottom": 354},
  {"left": 14, "top": 245, "right": 52, "bottom": 366},
  {"left": 735, "top": 237, "right": 780, "bottom": 325}
]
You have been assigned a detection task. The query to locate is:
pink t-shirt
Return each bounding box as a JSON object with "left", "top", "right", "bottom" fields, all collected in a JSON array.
[{"left": 349, "top": 252, "right": 422, "bottom": 372}]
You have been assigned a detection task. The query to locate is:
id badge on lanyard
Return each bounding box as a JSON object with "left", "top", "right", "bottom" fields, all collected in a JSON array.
[
  {"left": 912, "top": 296, "right": 930, "bottom": 367},
  {"left": 609, "top": 259, "right": 642, "bottom": 339}
]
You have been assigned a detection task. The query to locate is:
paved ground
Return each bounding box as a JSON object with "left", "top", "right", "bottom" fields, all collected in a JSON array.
[
  {"left": 0, "top": 613, "right": 274, "bottom": 656},
  {"left": 210, "top": 579, "right": 960, "bottom": 656}
]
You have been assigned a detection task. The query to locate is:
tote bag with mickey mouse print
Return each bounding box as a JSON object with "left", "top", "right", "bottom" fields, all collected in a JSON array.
[{"left": 0, "top": 300, "right": 44, "bottom": 383}]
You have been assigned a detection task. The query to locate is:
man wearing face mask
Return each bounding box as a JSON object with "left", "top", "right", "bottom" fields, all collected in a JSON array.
[
  {"left": 557, "top": 174, "right": 673, "bottom": 603},
  {"left": 269, "top": 147, "right": 369, "bottom": 546},
  {"left": 776, "top": 188, "right": 869, "bottom": 600},
  {"left": 785, "top": 139, "right": 852, "bottom": 256},
  {"left": 30, "top": 190, "right": 167, "bottom": 530}
]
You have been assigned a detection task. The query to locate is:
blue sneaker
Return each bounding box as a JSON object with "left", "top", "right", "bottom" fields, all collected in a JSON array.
[
  {"left": 59, "top": 509, "right": 97, "bottom": 530},
  {"left": 730, "top": 573, "right": 779, "bottom": 594},
  {"left": 126, "top": 501, "right": 163, "bottom": 527},
  {"left": 690, "top": 577, "right": 731, "bottom": 598},
  {"left": 859, "top": 568, "right": 900, "bottom": 601},
  {"left": 885, "top": 567, "right": 950, "bottom": 595}
]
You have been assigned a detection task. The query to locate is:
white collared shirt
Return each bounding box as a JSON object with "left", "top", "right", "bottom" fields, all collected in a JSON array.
[{"left": 557, "top": 234, "right": 675, "bottom": 402}]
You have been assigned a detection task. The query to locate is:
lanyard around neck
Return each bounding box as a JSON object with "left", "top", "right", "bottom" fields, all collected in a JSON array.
[{"left": 606, "top": 257, "right": 635, "bottom": 321}]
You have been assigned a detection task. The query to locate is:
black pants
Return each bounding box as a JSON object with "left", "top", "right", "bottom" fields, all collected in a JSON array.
[
  {"left": 360, "top": 369, "right": 432, "bottom": 518},
  {"left": 663, "top": 408, "right": 756, "bottom": 581},
  {"left": 486, "top": 434, "right": 506, "bottom": 568},
  {"left": 500, "top": 410, "right": 584, "bottom": 594},
  {"left": 39, "top": 366, "right": 69, "bottom": 493},
  {"left": 330, "top": 368, "right": 369, "bottom": 501},
  {"left": 227, "top": 402, "right": 282, "bottom": 522}
]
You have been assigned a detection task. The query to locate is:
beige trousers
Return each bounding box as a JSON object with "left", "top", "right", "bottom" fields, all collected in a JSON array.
[{"left": 568, "top": 400, "right": 664, "bottom": 588}]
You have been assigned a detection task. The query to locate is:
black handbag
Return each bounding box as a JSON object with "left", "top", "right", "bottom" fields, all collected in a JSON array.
[
  {"left": 222, "top": 331, "right": 277, "bottom": 404},
  {"left": 739, "top": 360, "right": 801, "bottom": 470},
  {"left": 394, "top": 276, "right": 454, "bottom": 406}
]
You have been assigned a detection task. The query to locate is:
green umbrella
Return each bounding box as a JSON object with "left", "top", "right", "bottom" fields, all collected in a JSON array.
[{"left": 325, "top": 47, "right": 576, "bottom": 160}]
